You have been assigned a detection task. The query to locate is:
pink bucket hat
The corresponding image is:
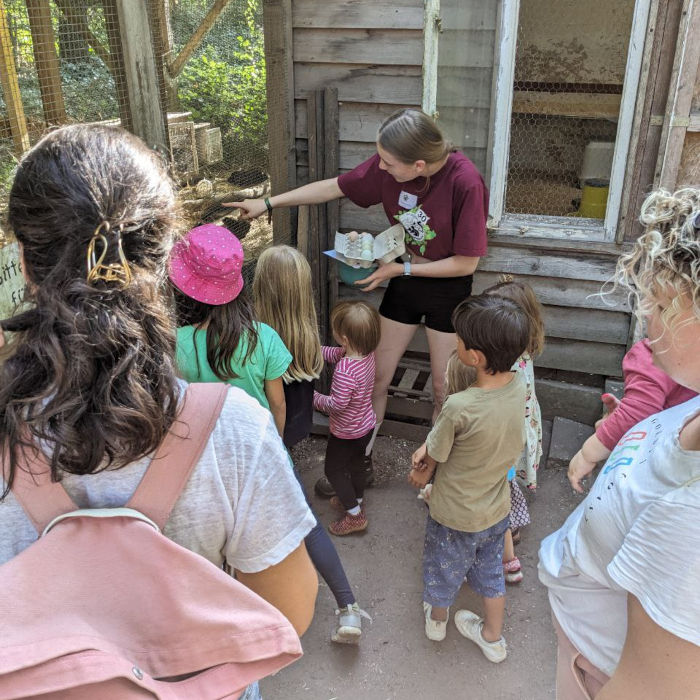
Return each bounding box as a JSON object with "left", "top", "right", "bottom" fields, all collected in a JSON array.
[{"left": 169, "top": 224, "right": 244, "bottom": 305}]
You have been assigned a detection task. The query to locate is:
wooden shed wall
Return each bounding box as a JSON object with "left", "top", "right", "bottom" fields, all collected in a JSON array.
[{"left": 290, "top": 0, "right": 637, "bottom": 386}]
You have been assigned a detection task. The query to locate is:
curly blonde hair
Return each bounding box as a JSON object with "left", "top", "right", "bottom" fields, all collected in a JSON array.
[{"left": 614, "top": 188, "right": 700, "bottom": 330}]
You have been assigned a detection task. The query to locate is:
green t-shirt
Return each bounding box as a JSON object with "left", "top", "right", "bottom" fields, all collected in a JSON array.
[
  {"left": 176, "top": 322, "right": 292, "bottom": 409},
  {"left": 427, "top": 373, "right": 526, "bottom": 533}
]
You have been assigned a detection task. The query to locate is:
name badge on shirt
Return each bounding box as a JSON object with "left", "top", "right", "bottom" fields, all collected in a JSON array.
[{"left": 398, "top": 190, "right": 418, "bottom": 209}]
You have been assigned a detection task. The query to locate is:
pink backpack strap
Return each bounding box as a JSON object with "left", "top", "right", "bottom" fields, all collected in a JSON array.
[
  {"left": 126, "top": 383, "right": 229, "bottom": 530},
  {"left": 7, "top": 445, "right": 78, "bottom": 534}
]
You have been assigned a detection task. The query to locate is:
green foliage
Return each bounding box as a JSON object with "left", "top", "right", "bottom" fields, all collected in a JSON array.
[{"left": 175, "top": 0, "right": 268, "bottom": 170}]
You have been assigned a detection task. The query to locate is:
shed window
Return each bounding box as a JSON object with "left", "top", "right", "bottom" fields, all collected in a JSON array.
[{"left": 431, "top": 0, "right": 651, "bottom": 242}]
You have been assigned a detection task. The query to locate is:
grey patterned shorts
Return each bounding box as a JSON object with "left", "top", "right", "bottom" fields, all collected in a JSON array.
[{"left": 423, "top": 515, "right": 509, "bottom": 607}]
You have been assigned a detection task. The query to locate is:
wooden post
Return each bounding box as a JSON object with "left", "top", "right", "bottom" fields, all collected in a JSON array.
[
  {"left": 306, "top": 92, "right": 321, "bottom": 302},
  {"left": 263, "top": 0, "right": 296, "bottom": 244},
  {"left": 324, "top": 87, "right": 339, "bottom": 343},
  {"left": 113, "top": 0, "right": 168, "bottom": 153},
  {"left": 151, "top": 0, "right": 178, "bottom": 110},
  {"left": 0, "top": 0, "right": 29, "bottom": 155},
  {"left": 102, "top": 0, "right": 132, "bottom": 132},
  {"left": 26, "top": 0, "right": 67, "bottom": 126},
  {"left": 618, "top": 0, "right": 682, "bottom": 241},
  {"left": 656, "top": 0, "right": 700, "bottom": 190}
]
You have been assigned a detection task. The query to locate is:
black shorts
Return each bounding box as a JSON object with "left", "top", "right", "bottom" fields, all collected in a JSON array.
[{"left": 379, "top": 274, "right": 473, "bottom": 333}]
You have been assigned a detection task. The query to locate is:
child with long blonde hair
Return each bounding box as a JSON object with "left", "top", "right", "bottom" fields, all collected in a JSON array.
[
  {"left": 254, "top": 245, "right": 371, "bottom": 643},
  {"left": 484, "top": 276, "right": 545, "bottom": 584}
]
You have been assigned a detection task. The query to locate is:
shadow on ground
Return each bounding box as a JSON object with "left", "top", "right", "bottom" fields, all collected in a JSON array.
[{"left": 262, "top": 434, "right": 582, "bottom": 700}]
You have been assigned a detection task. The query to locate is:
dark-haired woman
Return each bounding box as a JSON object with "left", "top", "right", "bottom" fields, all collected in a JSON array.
[
  {"left": 0, "top": 125, "right": 318, "bottom": 673},
  {"left": 231, "top": 108, "right": 488, "bottom": 494}
]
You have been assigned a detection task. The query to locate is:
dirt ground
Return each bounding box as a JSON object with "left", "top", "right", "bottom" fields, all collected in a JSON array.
[{"left": 261, "top": 434, "right": 582, "bottom": 700}]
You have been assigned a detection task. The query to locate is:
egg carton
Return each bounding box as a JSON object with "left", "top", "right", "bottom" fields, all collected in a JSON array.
[{"left": 333, "top": 224, "right": 406, "bottom": 269}]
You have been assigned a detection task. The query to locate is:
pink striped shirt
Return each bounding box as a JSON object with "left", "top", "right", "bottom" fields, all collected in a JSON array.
[{"left": 313, "top": 346, "right": 376, "bottom": 439}]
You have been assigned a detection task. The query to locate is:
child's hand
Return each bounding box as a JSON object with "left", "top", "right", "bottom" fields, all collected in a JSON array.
[
  {"left": 595, "top": 393, "right": 621, "bottom": 428},
  {"left": 408, "top": 467, "right": 432, "bottom": 489},
  {"left": 412, "top": 443, "right": 428, "bottom": 470},
  {"left": 567, "top": 450, "right": 597, "bottom": 494}
]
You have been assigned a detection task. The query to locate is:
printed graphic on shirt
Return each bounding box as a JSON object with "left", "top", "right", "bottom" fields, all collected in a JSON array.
[{"left": 395, "top": 206, "right": 436, "bottom": 254}]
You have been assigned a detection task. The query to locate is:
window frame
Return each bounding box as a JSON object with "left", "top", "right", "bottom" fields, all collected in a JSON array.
[{"left": 426, "top": 0, "right": 653, "bottom": 242}]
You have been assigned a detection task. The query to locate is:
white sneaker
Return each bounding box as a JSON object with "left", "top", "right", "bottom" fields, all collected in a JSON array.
[
  {"left": 331, "top": 603, "right": 371, "bottom": 644},
  {"left": 423, "top": 602, "right": 448, "bottom": 641},
  {"left": 454, "top": 609, "right": 507, "bottom": 663}
]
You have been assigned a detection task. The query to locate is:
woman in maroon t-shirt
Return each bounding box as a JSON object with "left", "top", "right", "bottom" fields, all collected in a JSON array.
[{"left": 230, "top": 109, "right": 488, "bottom": 484}]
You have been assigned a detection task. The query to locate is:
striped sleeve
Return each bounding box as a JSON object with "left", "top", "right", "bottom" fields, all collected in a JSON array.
[
  {"left": 313, "top": 363, "right": 356, "bottom": 415},
  {"left": 321, "top": 345, "right": 345, "bottom": 365}
]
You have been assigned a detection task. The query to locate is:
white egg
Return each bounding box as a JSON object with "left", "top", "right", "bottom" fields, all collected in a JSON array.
[{"left": 195, "top": 178, "right": 213, "bottom": 198}]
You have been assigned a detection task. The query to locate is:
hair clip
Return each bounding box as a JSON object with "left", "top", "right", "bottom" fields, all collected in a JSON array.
[{"left": 86, "top": 222, "right": 133, "bottom": 287}]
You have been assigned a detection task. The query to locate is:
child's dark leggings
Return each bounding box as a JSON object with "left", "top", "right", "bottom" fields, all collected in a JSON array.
[
  {"left": 293, "top": 467, "right": 355, "bottom": 608},
  {"left": 324, "top": 430, "right": 373, "bottom": 510}
]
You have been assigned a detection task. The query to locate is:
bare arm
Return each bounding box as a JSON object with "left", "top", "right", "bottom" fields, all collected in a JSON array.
[
  {"left": 597, "top": 595, "right": 700, "bottom": 700},
  {"left": 226, "top": 177, "right": 344, "bottom": 220},
  {"left": 567, "top": 434, "right": 612, "bottom": 493},
  {"left": 264, "top": 377, "right": 286, "bottom": 437},
  {"left": 358, "top": 255, "right": 480, "bottom": 292},
  {"left": 236, "top": 543, "right": 318, "bottom": 636}
]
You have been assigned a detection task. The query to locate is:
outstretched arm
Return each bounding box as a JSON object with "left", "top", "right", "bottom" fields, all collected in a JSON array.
[{"left": 226, "top": 178, "right": 344, "bottom": 220}]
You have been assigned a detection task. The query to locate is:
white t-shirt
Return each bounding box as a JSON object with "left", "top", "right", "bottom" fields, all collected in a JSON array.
[
  {"left": 0, "top": 384, "right": 316, "bottom": 573},
  {"left": 538, "top": 396, "right": 700, "bottom": 676}
]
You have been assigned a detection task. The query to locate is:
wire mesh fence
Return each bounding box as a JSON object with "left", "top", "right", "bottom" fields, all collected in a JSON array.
[
  {"left": 0, "top": 0, "right": 279, "bottom": 278},
  {"left": 504, "top": 0, "right": 635, "bottom": 219}
]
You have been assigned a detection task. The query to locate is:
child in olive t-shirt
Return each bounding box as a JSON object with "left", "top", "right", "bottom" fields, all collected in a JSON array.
[{"left": 409, "top": 295, "right": 528, "bottom": 662}]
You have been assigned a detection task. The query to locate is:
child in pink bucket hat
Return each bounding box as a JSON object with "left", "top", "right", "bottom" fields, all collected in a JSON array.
[
  {"left": 170, "top": 224, "right": 292, "bottom": 434},
  {"left": 170, "top": 224, "right": 244, "bottom": 305}
]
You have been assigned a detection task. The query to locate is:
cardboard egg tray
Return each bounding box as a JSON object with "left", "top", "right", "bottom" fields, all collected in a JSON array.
[{"left": 332, "top": 223, "right": 405, "bottom": 269}]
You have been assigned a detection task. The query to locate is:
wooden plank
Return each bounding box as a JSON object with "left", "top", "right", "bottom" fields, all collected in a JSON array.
[
  {"left": 263, "top": 0, "right": 296, "bottom": 243},
  {"left": 604, "top": 0, "right": 653, "bottom": 241},
  {"left": 536, "top": 378, "right": 605, "bottom": 425},
  {"left": 296, "top": 100, "right": 414, "bottom": 141},
  {"left": 114, "top": 0, "right": 168, "bottom": 152},
  {"left": 296, "top": 139, "right": 375, "bottom": 170},
  {"left": 378, "top": 418, "right": 430, "bottom": 442},
  {"left": 324, "top": 87, "right": 340, "bottom": 337},
  {"left": 511, "top": 91, "right": 621, "bottom": 119},
  {"left": 437, "top": 30, "right": 499, "bottom": 69},
  {"left": 440, "top": 0, "right": 498, "bottom": 31},
  {"left": 26, "top": 0, "right": 66, "bottom": 125},
  {"left": 488, "top": 0, "right": 519, "bottom": 226},
  {"left": 340, "top": 270, "right": 631, "bottom": 314},
  {"left": 656, "top": 0, "right": 700, "bottom": 190},
  {"left": 0, "top": 0, "right": 29, "bottom": 154},
  {"left": 471, "top": 272, "right": 631, "bottom": 312},
  {"left": 536, "top": 338, "right": 625, "bottom": 377},
  {"left": 294, "top": 63, "right": 422, "bottom": 105},
  {"left": 480, "top": 245, "right": 619, "bottom": 283},
  {"left": 617, "top": 0, "right": 662, "bottom": 242},
  {"left": 397, "top": 368, "right": 420, "bottom": 390},
  {"left": 307, "top": 93, "right": 322, "bottom": 302},
  {"left": 422, "top": 0, "right": 440, "bottom": 114},
  {"left": 436, "top": 67, "right": 495, "bottom": 109},
  {"left": 293, "top": 28, "right": 424, "bottom": 65},
  {"left": 292, "top": 0, "right": 423, "bottom": 29},
  {"left": 339, "top": 199, "right": 388, "bottom": 232},
  {"left": 386, "top": 396, "right": 433, "bottom": 420},
  {"left": 541, "top": 306, "right": 629, "bottom": 344},
  {"left": 103, "top": 0, "right": 132, "bottom": 132}
]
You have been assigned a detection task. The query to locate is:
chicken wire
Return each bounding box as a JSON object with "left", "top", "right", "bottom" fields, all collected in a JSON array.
[
  {"left": 0, "top": 0, "right": 278, "bottom": 270},
  {"left": 504, "top": 0, "right": 635, "bottom": 219}
]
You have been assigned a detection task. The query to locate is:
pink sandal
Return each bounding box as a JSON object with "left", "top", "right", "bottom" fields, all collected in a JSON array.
[{"left": 503, "top": 557, "right": 523, "bottom": 584}]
